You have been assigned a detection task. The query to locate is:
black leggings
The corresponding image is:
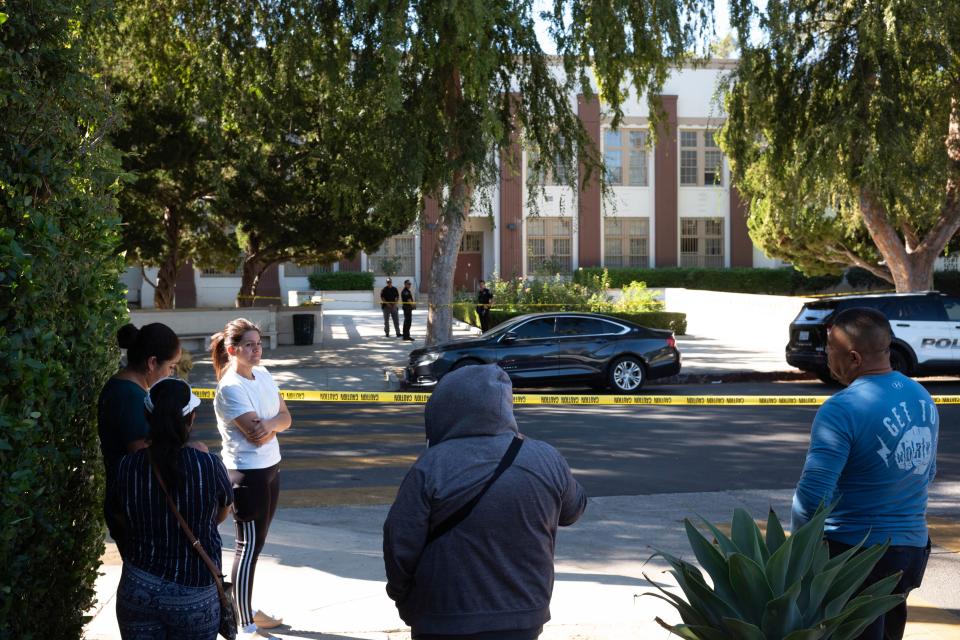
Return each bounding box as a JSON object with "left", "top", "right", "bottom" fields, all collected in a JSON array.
[{"left": 229, "top": 463, "right": 280, "bottom": 627}]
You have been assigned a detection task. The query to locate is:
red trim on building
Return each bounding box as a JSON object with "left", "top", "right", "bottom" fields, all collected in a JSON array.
[
  {"left": 499, "top": 133, "right": 524, "bottom": 279},
  {"left": 257, "top": 263, "right": 281, "bottom": 306},
  {"left": 729, "top": 181, "right": 753, "bottom": 267},
  {"left": 173, "top": 261, "right": 197, "bottom": 308},
  {"left": 654, "top": 95, "right": 679, "bottom": 267},
  {"left": 578, "top": 95, "right": 602, "bottom": 267}
]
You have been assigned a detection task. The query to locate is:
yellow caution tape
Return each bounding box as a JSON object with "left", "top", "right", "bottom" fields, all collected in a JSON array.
[{"left": 192, "top": 388, "right": 960, "bottom": 406}]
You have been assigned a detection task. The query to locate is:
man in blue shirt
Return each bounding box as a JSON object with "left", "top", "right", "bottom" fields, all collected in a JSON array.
[{"left": 792, "top": 307, "right": 937, "bottom": 640}]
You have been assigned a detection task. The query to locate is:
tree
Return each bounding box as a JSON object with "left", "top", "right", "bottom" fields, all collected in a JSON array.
[
  {"left": 722, "top": 0, "right": 960, "bottom": 291},
  {"left": 1, "top": 1, "right": 127, "bottom": 636},
  {"left": 213, "top": 2, "right": 421, "bottom": 305},
  {"left": 98, "top": 1, "right": 420, "bottom": 308},
  {"left": 345, "top": 0, "right": 713, "bottom": 345},
  {"left": 110, "top": 84, "right": 237, "bottom": 308},
  {"left": 93, "top": 1, "right": 240, "bottom": 308}
]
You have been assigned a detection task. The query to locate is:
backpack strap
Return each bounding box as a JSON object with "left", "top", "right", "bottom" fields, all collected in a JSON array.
[{"left": 425, "top": 436, "right": 524, "bottom": 545}]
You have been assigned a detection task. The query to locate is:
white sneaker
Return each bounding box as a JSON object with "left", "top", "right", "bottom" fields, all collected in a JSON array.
[
  {"left": 239, "top": 624, "right": 277, "bottom": 640},
  {"left": 253, "top": 609, "right": 283, "bottom": 629}
]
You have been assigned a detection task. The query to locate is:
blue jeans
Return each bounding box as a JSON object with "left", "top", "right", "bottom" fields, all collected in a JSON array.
[
  {"left": 116, "top": 564, "right": 220, "bottom": 640},
  {"left": 827, "top": 538, "right": 931, "bottom": 640}
]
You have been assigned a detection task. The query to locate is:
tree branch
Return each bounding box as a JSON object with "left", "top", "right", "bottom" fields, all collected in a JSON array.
[
  {"left": 139, "top": 263, "right": 158, "bottom": 289},
  {"left": 832, "top": 244, "right": 894, "bottom": 283},
  {"left": 902, "top": 221, "right": 920, "bottom": 253}
]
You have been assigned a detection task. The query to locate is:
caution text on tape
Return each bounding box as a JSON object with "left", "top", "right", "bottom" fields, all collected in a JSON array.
[{"left": 192, "top": 389, "right": 960, "bottom": 406}]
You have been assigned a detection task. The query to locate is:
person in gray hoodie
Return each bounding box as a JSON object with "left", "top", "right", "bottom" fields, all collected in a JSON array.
[{"left": 383, "top": 364, "right": 587, "bottom": 640}]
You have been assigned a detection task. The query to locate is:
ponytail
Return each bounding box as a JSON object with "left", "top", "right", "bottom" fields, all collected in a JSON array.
[{"left": 210, "top": 331, "right": 230, "bottom": 381}]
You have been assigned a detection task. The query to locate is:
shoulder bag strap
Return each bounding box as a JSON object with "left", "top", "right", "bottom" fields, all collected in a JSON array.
[
  {"left": 147, "top": 451, "right": 229, "bottom": 606},
  {"left": 425, "top": 436, "right": 524, "bottom": 545}
]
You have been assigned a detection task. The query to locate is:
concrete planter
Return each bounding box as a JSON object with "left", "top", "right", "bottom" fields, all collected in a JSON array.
[
  {"left": 318, "top": 289, "right": 375, "bottom": 310},
  {"left": 129, "top": 307, "right": 278, "bottom": 353}
]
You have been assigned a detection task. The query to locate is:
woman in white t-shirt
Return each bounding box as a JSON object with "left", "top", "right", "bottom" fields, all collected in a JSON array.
[{"left": 211, "top": 318, "right": 291, "bottom": 640}]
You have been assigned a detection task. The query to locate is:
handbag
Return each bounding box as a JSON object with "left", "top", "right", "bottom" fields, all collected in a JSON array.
[{"left": 149, "top": 454, "right": 239, "bottom": 640}]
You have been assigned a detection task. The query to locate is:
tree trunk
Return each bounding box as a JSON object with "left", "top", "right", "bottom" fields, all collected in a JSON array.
[
  {"left": 153, "top": 254, "right": 178, "bottom": 309},
  {"left": 859, "top": 100, "right": 960, "bottom": 293},
  {"left": 425, "top": 58, "right": 468, "bottom": 347},
  {"left": 238, "top": 255, "right": 268, "bottom": 307},
  {"left": 153, "top": 206, "right": 181, "bottom": 308},
  {"left": 426, "top": 181, "right": 468, "bottom": 346}
]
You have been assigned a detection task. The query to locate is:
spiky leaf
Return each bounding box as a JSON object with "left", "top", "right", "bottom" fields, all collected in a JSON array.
[
  {"left": 766, "top": 508, "right": 787, "bottom": 555},
  {"left": 684, "top": 519, "right": 740, "bottom": 610},
  {"left": 728, "top": 553, "right": 774, "bottom": 625},
  {"left": 829, "top": 595, "right": 905, "bottom": 640},
  {"left": 732, "top": 508, "right": 768, "bottom": 565},
  {"left": 765, "top": 534, "right": 794, "bottom": 595},
  {"left": 761, "top": 579, "right": 804, "bottom": 639},
  {"left": 823, "top": 543, "right": 891, "bottom": 618},
  {"left": 721, "top": 617, "right": 767, "bottom": 640}
]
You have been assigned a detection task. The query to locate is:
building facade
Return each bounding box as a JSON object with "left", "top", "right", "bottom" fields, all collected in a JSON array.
[{"left": 129, "top": 61, "right": 788, "bottom": 308}]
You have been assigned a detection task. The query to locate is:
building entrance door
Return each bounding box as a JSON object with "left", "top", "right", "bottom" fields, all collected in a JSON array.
[{"left": 454, "top": 232, "right": 483, "bottom": 292}]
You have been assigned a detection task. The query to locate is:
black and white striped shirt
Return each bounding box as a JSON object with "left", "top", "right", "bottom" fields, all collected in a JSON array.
[{"left": 115, "top": 448, "right": 233, "bottom": 587}]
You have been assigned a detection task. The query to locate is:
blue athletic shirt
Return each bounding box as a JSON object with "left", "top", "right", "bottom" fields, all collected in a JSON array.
[
  {"left": 792, "top": 371, "right": 938, "bottom": 547},
  {"left": 115, "top": 447, "right": 234, "bottom": 586}
]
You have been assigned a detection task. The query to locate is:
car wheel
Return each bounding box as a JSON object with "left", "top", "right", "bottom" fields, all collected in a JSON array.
[
  {"left": 608, "top": 356, "right": 645, "bottom": 392},
  {"left": 451, "top": 358, "right": 483, "bottom": 371},
  {"left": 890, "top": 347, "right": 912, "bottom": 376}
]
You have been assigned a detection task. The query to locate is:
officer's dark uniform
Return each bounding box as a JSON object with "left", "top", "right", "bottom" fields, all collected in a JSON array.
[
  {"left": 477, "top": 285, "right": 494, "bottom": 332},
  {"left": 401, "top": 283, "right": 416, "bottom": 340},
  {"left": 381, "top": 281, "right": 401, "bottom": 337}
]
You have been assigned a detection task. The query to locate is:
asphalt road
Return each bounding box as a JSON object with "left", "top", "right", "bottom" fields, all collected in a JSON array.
[{"left": 190, "top": 379, "right": 960, "bottom": 506}]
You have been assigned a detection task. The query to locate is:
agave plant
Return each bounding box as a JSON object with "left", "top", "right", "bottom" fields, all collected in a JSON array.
[{"left": 645, "top": 505, "right": 904, "bottom": 640}]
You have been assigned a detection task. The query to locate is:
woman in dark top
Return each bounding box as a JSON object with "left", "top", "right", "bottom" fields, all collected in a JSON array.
[
  {"left": 98, "top": 322, "right": 182, "bottom": 556},
  {"left": 113, "top": 378, "right": 233, "bottom": 640}
]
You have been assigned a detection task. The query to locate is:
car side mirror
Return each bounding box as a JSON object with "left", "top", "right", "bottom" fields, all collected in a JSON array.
[{"left": 500, "top": 332, "right": 517, "bottom": 344}]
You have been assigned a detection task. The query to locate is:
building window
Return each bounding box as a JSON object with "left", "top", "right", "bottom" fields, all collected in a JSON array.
[
  {"left": 460, "top": 232, "right": 482, "bottom": 253},
  {"left": 604, "top": 217, "right": 649, "bottom": 268},
  {"left": 679, "top": 130, "right": 724, "bottom": 187},
  {"left": 369, "top": 234, "right": 415, "bottom": 275},
  {"left": 283, "top": 263, "right": 333, "bottom": 277},
  {"left": 201, "top": 261, "right": 243, "bottom": 277},
  {"left": 680, "top": 217, "right": 725, "bottom": 267},
  {"left": 604, "top": 129, "right": 649, "bottom": 186},
  {"left": 527, "top": 217, "right": 572, "bottom": 274},
  {"left": 527, "top": 142, "right": 570, "bottom": 186}
]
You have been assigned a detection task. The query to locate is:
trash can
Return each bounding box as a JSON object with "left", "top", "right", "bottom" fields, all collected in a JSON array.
[{"left": 292, "top": 313, "right": 315, "bottom": 346}]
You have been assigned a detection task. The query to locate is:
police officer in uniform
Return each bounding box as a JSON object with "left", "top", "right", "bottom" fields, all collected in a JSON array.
[
  {"left": 476, "top": 280, "right": 494, "bottom": 333},
  {"left": 401, "top": 280, "right": 416, "bottom": 341},
  {"left": 380, "top": 278, "right": 401, "bottom": 337}
]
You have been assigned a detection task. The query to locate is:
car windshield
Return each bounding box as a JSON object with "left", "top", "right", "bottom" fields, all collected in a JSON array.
[{"left": 486, "top": 315, "right": 539, "bottom": 337}]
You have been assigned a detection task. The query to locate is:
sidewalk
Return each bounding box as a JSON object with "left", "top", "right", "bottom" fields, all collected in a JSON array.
[{"left": 84, "top": 484, "right": 960, "bottom": 639}]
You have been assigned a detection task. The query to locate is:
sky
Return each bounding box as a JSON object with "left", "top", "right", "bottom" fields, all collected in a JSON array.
[{"left": 533, "top": 0, "right": 746, "bottom": 56}]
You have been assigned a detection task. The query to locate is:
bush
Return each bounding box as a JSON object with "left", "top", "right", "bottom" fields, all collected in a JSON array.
[
  {"left": 308, "top": 270, "right": 376, "bottom": 290},
  {"left": 574, "top": 266, "right": 845, "bottom": 295},
  {"left": 1, "top": 3, "right": 127, "bottom": 637}
]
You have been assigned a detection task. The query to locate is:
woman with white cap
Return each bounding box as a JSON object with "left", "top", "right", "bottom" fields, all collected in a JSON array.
[
  {"left": 111, "top": 378, "right": 234, "bottom": 639},
  {"left": 211, "top": 318, "right": 291, "bottom": 639}
]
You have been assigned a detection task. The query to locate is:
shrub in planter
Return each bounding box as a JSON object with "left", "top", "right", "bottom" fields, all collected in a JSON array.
[
  {"left": 308, "top": 271, "right": 375, "bottom": 290},
  {"left": 646, "top": 506, "right": 902, "bottom": 640}
]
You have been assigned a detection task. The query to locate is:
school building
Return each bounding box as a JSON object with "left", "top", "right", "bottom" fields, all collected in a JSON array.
[{"left": 128, "top": 60, "right": 789, "bottom": 308}]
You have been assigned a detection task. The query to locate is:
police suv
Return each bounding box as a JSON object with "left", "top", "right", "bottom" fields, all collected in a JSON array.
[{"left": 786, "top": 292, "right": 960, "bottom": 384}]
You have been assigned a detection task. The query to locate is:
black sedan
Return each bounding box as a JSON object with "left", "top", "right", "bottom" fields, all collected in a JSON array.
[{"left": 404, "top": 312, "right": 680, "bottom": 392}]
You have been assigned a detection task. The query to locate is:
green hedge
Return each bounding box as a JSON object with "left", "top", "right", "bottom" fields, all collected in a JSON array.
[
  {"left": 1, "top": 3, "right": 128, "bottom": 637},
  {"left": 453, "top": 303, "right": 687, "bottom": 335},
  {"left": 574, "top": 267, "right": 844, "bottom": 295},
  {"left": 308, "top": 270, "right": 375, "bottom": 290}
]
